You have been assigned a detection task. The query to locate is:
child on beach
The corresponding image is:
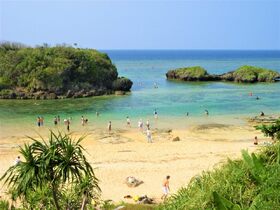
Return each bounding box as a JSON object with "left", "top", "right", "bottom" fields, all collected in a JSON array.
[
  {"left": 254, "top": 136, "right": 258, "bottom": 145},
  {"left": 161, "top": 176, "right": 170, "bottom": 200}
]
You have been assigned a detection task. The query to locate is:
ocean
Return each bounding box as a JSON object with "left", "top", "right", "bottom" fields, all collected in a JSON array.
[{"left": 0, "top": 50, "right": 280, "bottom": 137}]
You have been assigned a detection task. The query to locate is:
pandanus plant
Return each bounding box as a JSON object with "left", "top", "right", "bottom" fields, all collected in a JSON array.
[{"left": 1, "top": 131, "right": 100, "bottom": 210}]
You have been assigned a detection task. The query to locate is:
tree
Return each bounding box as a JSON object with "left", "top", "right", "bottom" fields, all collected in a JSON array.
[
  {"left": 256, "top": 119, "right": 280, "bottom": 141},
  {"left": 0, "top": 131, "right": 100, "bottom": 210}
]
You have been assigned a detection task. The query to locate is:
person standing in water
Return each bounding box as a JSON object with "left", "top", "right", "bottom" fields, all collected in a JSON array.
[
  {"left": 96, "top": 111, "right": 99, "bottom": 117},
  {"left": 37, "top": 116, "right": 41, "bottom": 127},
  {"left": 40, "top": 116, "right": 44, "bottom": 126},
  {"left": 161, "top": 176, "right": 171, "bottom": 200},
  {"left": 205, "top": 110, "right": 209, "bottom": 116},
  {"left": 154, "top": 109, "right": 158, "bottom": 119},
  {"left": 81, "top": 116, "right": 85, "bottom": 126},
  {"left": 57, "top": 115, "right": 60, "bottom": 123},
  {"left": 54, "top": 116, "right": 58, "bottom": 126}
]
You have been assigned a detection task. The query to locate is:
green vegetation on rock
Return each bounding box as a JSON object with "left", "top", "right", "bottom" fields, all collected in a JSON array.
[
  {"left": 232, "top": 65, "right": 280, "bottom": 82},
  {"left": 0, "top": 42, "right": 133, "bottom": 99},
  {"left": 166, "top": 66, "right": 209, "bottom": 81},
  {"left": 166, "top": 65, "right": 280, "bottom": 83}
]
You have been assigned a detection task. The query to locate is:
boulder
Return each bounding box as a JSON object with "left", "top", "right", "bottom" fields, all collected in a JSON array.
[
  {"left": 66, "top": 90, "right": 74, "bottom": 98},
  {"left": 125, "top": 176, "right": 143, "bottom": 187},
  {"left": 47, "top": 93, "right": 57, "bottom": 99},
  {"left": 172, "top": 136, "right": 180, "bottom": 142}
]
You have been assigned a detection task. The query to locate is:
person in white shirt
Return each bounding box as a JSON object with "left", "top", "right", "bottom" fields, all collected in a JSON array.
[
  {"left": 126, "top": 116, "right": 131, "bottom": 127},
  {"left": 14, "top": 156, "right": 21, "bottom": 165},
  {"left": 146, "top": 129, "right": 152, "bottom": 143}
]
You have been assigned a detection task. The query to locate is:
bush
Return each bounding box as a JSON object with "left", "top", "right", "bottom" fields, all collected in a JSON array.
[
  {"left": 112, "top": 77, "right": 133, "bottom": 91},
  {"left": 233, "top": 65, "right": 279, "bottom": 83},
  {"left": 158, "top": 121, "right": 280, "bottom": 210},
  {"left": 0, "top": 42, "right": 132, "bottom": 96}
]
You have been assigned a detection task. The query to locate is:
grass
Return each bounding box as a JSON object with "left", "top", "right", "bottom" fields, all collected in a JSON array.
[{"left": 157, "top": 143, "right": 280, "bottom": 210}]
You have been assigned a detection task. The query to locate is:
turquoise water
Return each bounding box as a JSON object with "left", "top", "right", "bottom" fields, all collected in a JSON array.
[{"left": 0, "top": 50, "right": 280, "bottom": 136}]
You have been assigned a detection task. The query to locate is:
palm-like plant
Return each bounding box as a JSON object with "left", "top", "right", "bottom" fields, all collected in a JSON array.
[
  {"left": 1, "top": 131, "right": 99, "bottom": 210},
  {"left": 256, "top": 119, "right": 280, "bottom": 141}
]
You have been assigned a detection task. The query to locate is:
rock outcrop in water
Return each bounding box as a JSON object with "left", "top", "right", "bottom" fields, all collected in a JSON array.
[
  {"left": 0, "top": 42, "right": 133, "bottom": 99},
  {"left": 166, "top": 65, "right": 280, "bottom": 83}
]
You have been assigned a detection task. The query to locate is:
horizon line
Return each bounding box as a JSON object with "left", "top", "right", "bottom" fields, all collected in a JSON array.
[{"left": 98, "top": 49, "right": 280, "bottom": 51}]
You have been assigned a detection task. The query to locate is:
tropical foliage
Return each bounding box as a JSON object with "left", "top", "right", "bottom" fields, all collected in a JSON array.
[
  {"left": 0, "top": 41, "right": 132, "bottom": 98},
  {"left": 233, "top": 65, "right": 280, "bottom": 82},
  {"left": 0, "top": 131, "right": 100, "bottom": 210},
  {"left": 158, "top": 121, "right": 280, "bottom": 210},
  {"left": 166, "top": 65, "right": 280, "bottom": 83}
]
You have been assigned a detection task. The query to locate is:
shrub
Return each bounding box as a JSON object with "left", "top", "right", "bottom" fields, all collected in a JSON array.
[{"left": 112, "top": 77, "right": 133, "bottom": 91}]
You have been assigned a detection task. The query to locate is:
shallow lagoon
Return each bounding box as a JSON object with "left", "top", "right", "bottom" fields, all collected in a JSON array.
[{"left": 0, "top": 50, "right": 280, "bottom": 137}]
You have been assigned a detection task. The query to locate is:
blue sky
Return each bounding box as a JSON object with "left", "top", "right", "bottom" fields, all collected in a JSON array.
[{"left": 0, "top": 0, "right": 279, "bottom": 50}]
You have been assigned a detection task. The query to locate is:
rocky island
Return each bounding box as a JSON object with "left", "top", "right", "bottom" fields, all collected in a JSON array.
[
  {"left": 0, "top": 42, "right": 133, "bottom": 99},
  {"left": 166, "top": 65, "right": 280, "bottom": 83}
]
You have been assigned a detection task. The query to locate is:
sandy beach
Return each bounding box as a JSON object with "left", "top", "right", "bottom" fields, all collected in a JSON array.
[{"left": 0, "top": 120, "right": 267, "bottom": 204}]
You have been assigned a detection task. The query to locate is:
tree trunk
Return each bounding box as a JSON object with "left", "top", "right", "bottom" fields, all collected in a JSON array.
[
  {"left": 51, "top": 183, "right": 60, "bottom": 210},
  {"left": 81, "top": 192, "right": 87, "bottom": 210}
]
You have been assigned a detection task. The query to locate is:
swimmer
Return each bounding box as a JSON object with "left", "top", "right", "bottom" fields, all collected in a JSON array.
[
  {"left": 205, "top": 110, "right": 209, "bottom": 116},
  {"left": 260, "top": 111, "right": 265, "bottom": 116},
  {"left": 154, "top": 109, "right": 158, "bottom": 119}
]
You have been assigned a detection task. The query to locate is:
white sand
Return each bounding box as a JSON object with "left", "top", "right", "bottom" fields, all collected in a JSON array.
[{"left": 0, "top": 123, "right": 267, "bottom": 203}]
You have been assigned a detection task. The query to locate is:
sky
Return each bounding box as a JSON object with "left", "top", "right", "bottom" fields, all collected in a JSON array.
[{"left": 0, "top": 0, "right": 279, "bottom": 50}]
